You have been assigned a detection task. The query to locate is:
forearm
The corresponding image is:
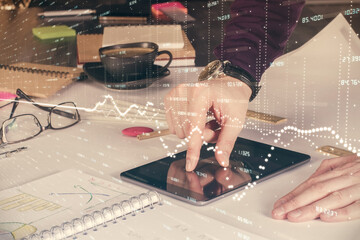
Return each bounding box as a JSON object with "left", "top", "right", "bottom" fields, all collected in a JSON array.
[{"left": 214, "top": 0, "right": 305, "bottom": 81}]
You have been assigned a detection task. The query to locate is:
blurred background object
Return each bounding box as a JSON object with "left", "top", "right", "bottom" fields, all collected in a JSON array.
[{"left": 1, "top": 0, "right": 31, "bottom": 10}]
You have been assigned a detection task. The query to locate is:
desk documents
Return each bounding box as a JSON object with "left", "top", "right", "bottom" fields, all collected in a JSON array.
[{"left": 0, "top": 170, "right": 263, "bottom": 240}]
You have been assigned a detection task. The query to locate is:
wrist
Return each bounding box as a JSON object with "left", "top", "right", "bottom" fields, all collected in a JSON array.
[
  {"left": 198, "top": 60, "right": 261, "bottom": 102},
  {"left": 224, "top": 76, "right": 252, "bottom": 101},
  {"left": 222, "top": 61, "right": 260, "bottom": 102}
]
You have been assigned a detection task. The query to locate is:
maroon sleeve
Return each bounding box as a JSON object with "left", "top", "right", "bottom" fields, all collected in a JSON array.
[{"left": 214, "top": 0, "right": 305, "bottom": 81}]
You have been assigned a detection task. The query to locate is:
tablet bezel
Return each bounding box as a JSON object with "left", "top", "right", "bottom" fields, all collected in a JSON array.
[{"left": 120, "top": 137, "right": 311, "bottom": 206}]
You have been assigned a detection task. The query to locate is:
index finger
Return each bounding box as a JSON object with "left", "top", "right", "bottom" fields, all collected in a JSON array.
[
  {"left": 185, "top": 99, "right": 208, "bottom": 172},
  {"left": 215, "top": 120, "right": 244, "bottom": 167},
  {"left": 310, "top": 154, "right": 357, "bottom": 178}
]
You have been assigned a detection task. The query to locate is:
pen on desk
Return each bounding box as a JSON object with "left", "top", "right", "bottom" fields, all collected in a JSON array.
[
  {"left": 137, "top": 129, "right": 171, "bottom": 140},
  {"left": 38, "top": 9, "right": 96, "bottom": 17},
  {"left": 99, "top": 16, "right": 147, "bottom": 24}
]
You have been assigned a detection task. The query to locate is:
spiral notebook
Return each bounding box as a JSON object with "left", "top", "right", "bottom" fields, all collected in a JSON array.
[
  {"left": 0, "top": 62, "right": 84, "bottom": 98},
  {"left": 0, "top": 169, "right": 256, "bottom": 240}
]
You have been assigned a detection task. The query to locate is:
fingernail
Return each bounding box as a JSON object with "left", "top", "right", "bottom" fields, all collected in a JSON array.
[
  {"left": 288, "top": 209, "right": 302, "bottom": 218},
  {"left": 223, "top": 151, "right": 230, "bottom": 166},
  {"left": 186, "top": 159, "right": 192, "bottom": 171},
  {"left": 320, "top": 213, "right": 333, "bottom": 219},
  {"left": 218, "top": 151, "right": 229, "bottom": 167},
  {"left": 221, "top": 160, "right": 229, "bottom": 167},
  {"left": 186, "top": 156, "right": 197, "bottom": 171},
  {"left": 274, "top": 199, "right": 287, "bottom": 209},
  {"left": 273, "top": 206, "right": 285, "bottom": 216}
]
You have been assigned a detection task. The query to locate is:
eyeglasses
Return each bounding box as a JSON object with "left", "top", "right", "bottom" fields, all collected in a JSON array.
[{"left": 0, "top": 89, "right": 80, "bottom": 145}]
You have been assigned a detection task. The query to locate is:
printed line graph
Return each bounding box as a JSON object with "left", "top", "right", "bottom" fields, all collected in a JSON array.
[{"left": 49, "top": 185, "right": 110, "bottom": 204}]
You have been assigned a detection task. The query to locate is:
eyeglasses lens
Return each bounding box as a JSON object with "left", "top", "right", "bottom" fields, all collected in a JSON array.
[{"left": 3, "top": 115, "right": 42, "bottom": 143}]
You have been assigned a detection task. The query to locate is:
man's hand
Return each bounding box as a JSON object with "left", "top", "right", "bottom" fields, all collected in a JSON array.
[
  {"left": 272, "top": 155, "right": 360, "bottom": 222},
  {"left": 164, "top": 76, "right": 251, "bottom": 171}
]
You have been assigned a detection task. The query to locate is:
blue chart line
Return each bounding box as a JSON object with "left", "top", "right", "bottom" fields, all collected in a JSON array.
[{"left": 49, "top": 185, "right": 110, "bottom": 204}]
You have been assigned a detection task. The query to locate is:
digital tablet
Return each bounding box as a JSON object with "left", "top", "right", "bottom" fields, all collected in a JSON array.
[{"left": 120, "top": 137, "right": 310, "bottom": 205}]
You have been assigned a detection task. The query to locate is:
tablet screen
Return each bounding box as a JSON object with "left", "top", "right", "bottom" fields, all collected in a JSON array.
[{"left": 121, "top": 138, "right": 310, "bottom": 205}]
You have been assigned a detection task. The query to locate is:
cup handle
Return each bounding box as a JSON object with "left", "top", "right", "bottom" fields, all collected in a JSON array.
[{"left": 155, "top": 50, "right": 173, "bottom": 74}]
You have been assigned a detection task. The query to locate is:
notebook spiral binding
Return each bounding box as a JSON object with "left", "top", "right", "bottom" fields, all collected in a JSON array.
[
  {"left": 24, "top": 191, "right": 162, "bottom": 240},
  {"left": 0, "top": 63, "right": 73, "bottom": 79}
]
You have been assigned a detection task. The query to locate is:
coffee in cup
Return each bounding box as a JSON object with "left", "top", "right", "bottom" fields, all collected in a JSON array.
[{"left": 99, "top": 42, "right": 172, "bottom": 81}]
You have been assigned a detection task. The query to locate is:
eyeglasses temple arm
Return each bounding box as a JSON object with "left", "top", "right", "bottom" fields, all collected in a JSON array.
[
  {"left": 9, "top": 98, "right": 19, "bottom": 119},
  {"left": 0, "top": 101, "right": 14, "bottom": 109},
  {"left": 16, "top": 89, "right": 78, "bottom": 120},
  {"left": 51, "top": 108, "right": 78, "bottom": 119},
  {"left": 16, "top": 89, "right": 53, "bottom": 112}
]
